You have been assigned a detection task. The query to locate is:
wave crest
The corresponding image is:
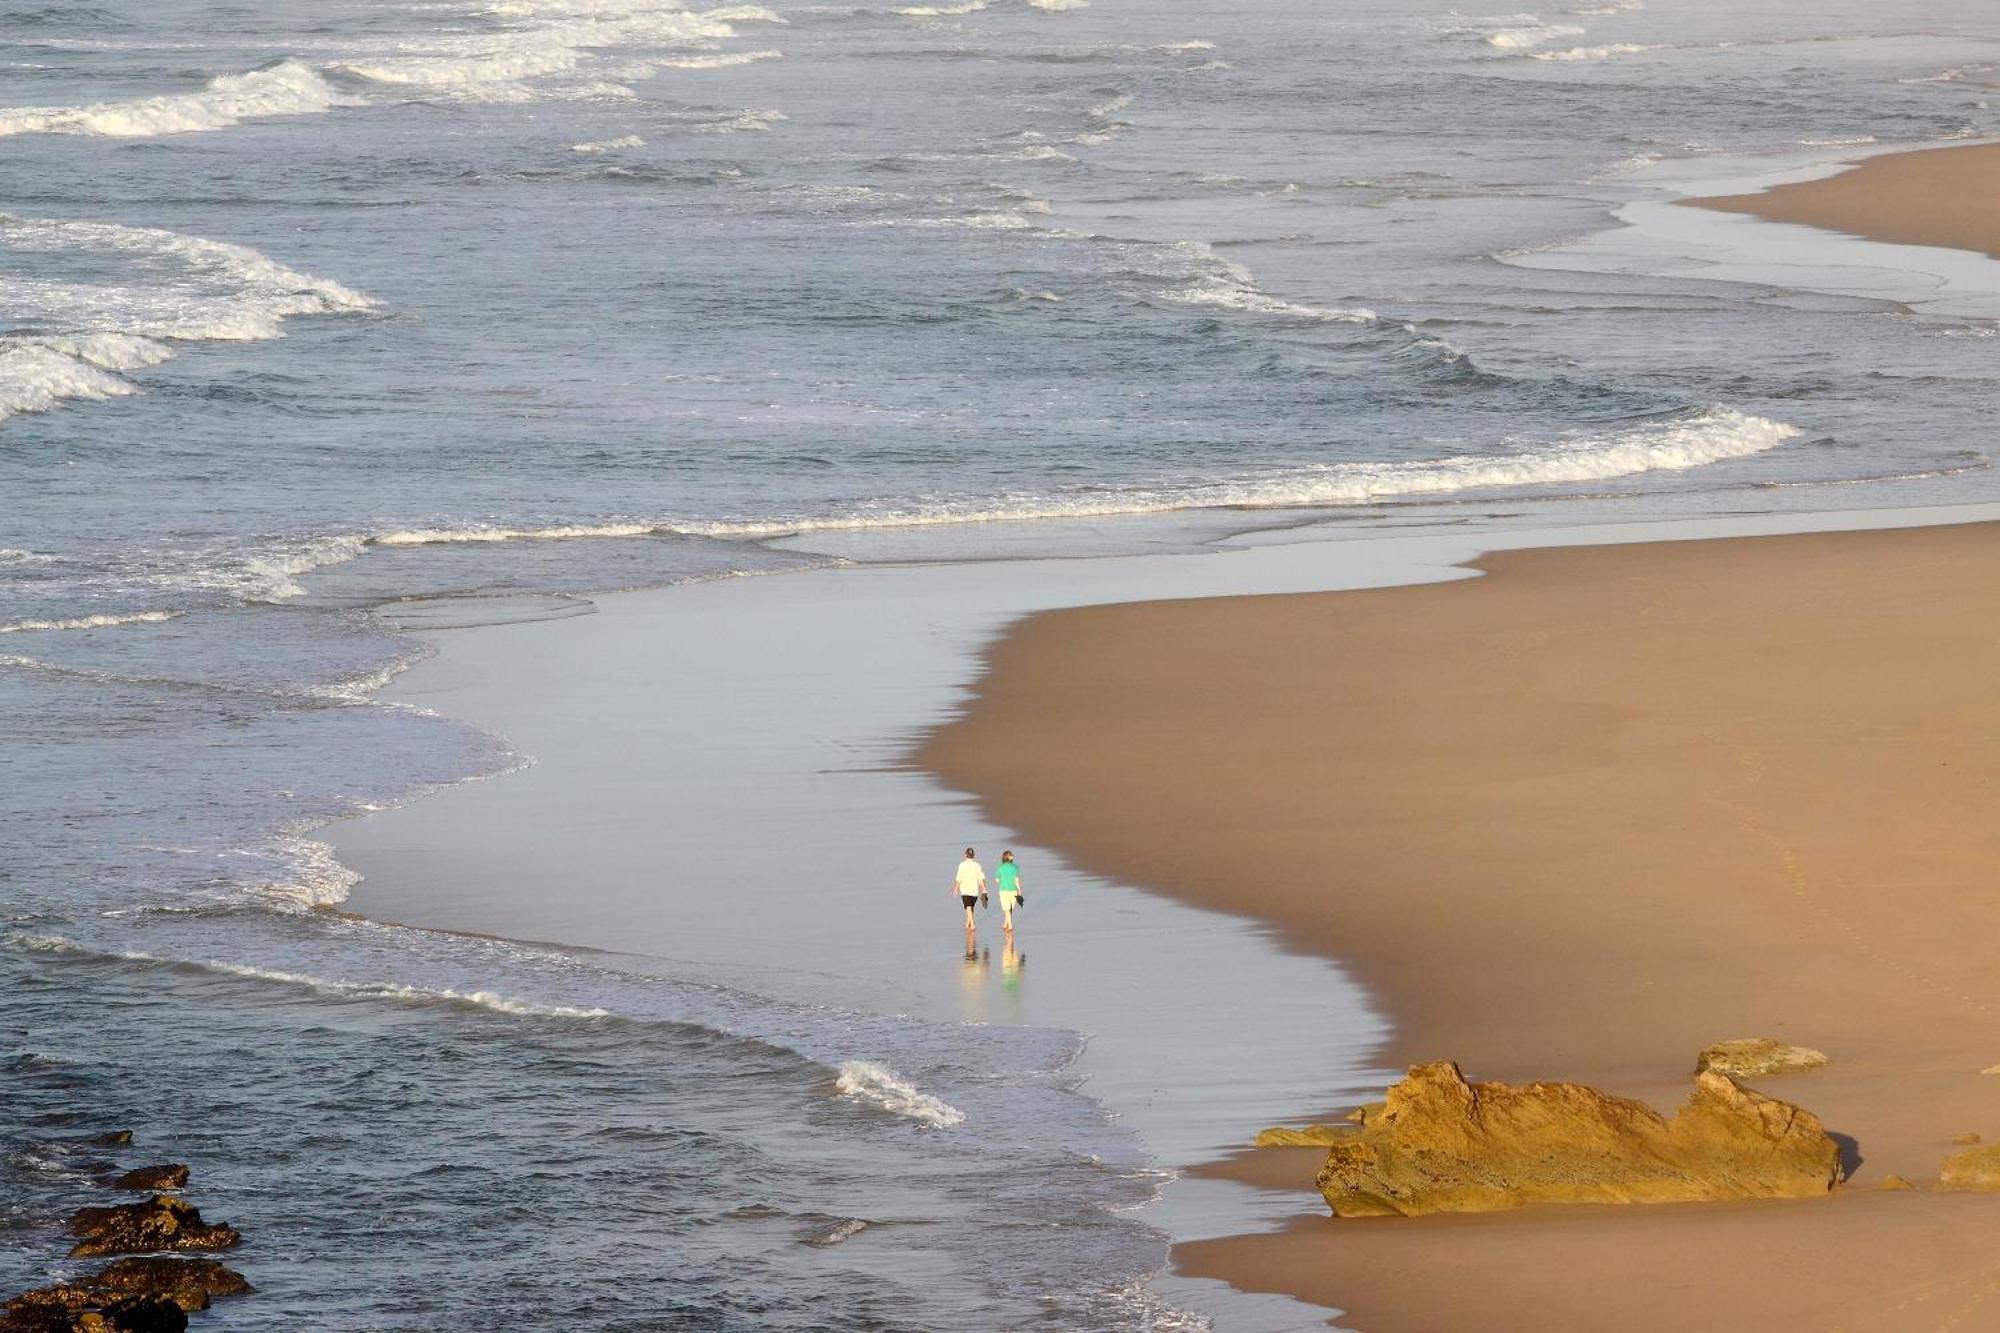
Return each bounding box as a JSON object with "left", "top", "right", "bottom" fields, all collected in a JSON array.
[
  {"left": 0, "top": 59, "right": 347, "bottom": 138},
  {"left": 834, "top": 1061, "right": 966, "bottom": 1127}
]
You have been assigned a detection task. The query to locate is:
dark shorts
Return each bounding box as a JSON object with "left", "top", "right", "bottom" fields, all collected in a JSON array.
[{"left": 961, "top": 895, "right": 979, "bottom": 910}]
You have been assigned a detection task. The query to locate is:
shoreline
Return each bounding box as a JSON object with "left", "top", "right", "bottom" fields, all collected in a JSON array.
[
  {"left": 1504, "top": 136, "right": 2000, "bottom": 322},
  {"left": 922, "top": 520, "right": 2000, "bottom": 1330},
  {"left": 1686, "top": 141, "right": 2000, "bottom": 262}
]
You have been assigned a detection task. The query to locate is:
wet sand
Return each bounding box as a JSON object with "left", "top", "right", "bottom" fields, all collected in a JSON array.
[
  {"left": 923, "top": 522, "right": 2000, "bottom": 1330},
  {"left": 1690, "top": 141, "right": 2000, "bottom": 260}
]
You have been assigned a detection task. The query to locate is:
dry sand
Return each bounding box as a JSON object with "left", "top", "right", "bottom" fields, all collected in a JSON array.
[
  {"left": 922, "top": 523, "right": 2000, "bottom": 1331},
  {"left": 1690, "top": 142, "right": 2000, "bottom": 260}
]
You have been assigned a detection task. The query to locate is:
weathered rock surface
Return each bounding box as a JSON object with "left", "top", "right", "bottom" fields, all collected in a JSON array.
[
  {"left": 1939, "top": 1144, "right": 2000, "bottom": 1192},
  {"left": 108, "top": 1168, "right": 187, "bottom": 1194},
  {"left": 1255, "top": 1125, "right": 1357, "bottom": 1147},
  {"left": 1315, "top": 1062, "right": 1844, "bottom": 1218},
  {"left": 1256, "top": 1102, "right": 1385, "bottom": 1146},
  {"left": 68, "top": 1198, "right": 239, "bottom": 1259},
  {"left": 1695, "top": 1038, "right": 1829, "bottom": 1080},
  {"left": 87, "top": 1261, "right": 250, "bottom": 1314},
  {"left": 2, "top": 1288, "right": 186, "bottom": 1333}
]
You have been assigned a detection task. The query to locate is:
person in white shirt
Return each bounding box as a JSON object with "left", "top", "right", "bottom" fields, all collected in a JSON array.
[{"left": 954, "top": 847, "right": 986, "bottom": 940}]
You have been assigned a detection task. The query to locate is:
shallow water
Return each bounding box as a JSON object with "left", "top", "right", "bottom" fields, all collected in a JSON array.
[{"left": 4, "top": 0, "right": 1999, "bottom": 1324}]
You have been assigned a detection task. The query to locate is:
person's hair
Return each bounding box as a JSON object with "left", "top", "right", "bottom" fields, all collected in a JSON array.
[
  {"left": 1001, "top": 850, "right": 1014, "bottom": 861},
  {"left": 964, "top": 847, "right": 976, "bottom": 857}
]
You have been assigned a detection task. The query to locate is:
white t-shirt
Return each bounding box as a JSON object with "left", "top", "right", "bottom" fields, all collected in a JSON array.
[{"left": 955, "top": 859, "right": 985, "bottom": 895}]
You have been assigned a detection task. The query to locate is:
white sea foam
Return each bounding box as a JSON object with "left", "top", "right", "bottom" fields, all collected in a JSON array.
[
  {"left": 0, "top": 60, "right": 349, "bottom": 138},
  {"left": 1026, "top": 0, "right": 1088, "bottom": 10},
  {"left": 0, "top": 610, "right": 181, "bottom": 634},
  {"left": 1486, "top": 22, "right": 1584, "bottom": 49},
  {"left": 0, "top": 215, "right": 373, "bottom": 420},
  {"left": 229, "top": 836, "right": 361, "bottom": 909},
  {"left": 1086, "top": 91, "right": 1132, "bottom": 121},
  {"left": 990, "top": 144, "right": 1079, "bottom": 163},
  {"left": 146, "top": 956, "right": 613, "bottom": 1018},
  {"left": 799, "top": 1217, "right": 871, "bottom": 1246},
  {"left": 371, "top": 522, "right": 667, "bottom": 546},
  {"left": 0, "top": 549, "right": 58, "bottom": 565},
  {"left": 835, "top": 1061, "right": 966, "bottom": 1127},
  {"left": 163, "top": 533, "right": 369, "bottom": 602},
  {"left": 658, "top": 49, "right": 782, "bottom": 69},
  {"left": 893, "top": 1, "right": 988, "bottom": 14},
  {"left": 572, "top": 133, "right": 645, "bottom": 151},
  {"left": 1529, "top": 42, "right": 1661, "bottom": 60},
  {"left": 663, "top": 407, "right": 1800, "bottom": 535},
  {"left": 4, "top": 933, "right": 85, "bottom": 955},
  {"left": 702, "top": 108, "right": 786, "bottom": 132},
  {"left": 1162, "top": 274, "right": 1377, "bottom": 323}
]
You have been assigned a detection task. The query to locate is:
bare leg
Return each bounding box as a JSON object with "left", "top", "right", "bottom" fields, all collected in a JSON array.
[{"left": 1001, "top": 899, "right": 1014, "bottom": 935}]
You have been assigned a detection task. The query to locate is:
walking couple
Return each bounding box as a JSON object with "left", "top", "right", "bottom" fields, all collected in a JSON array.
[{"left": 954, "top": 847, "right": 1023, "bottom": 941}]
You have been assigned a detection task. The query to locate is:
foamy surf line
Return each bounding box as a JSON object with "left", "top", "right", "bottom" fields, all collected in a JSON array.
[
  {"left": 362, "top": 407, "right": 1797, "bottom": 544},
  {"left": 0, "top": 610, "right": 182, "bottom": 634}
]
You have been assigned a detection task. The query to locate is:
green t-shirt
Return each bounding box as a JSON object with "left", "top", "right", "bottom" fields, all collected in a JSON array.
[{"left": 996, "top": 862, "right": 1020, "bottom": 893}]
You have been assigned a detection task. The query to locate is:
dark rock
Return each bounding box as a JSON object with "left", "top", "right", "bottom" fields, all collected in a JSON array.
[
  {"left": 84, "top": 1133, "right": 133, "bottom": 1149},
  {"left": 87, "top": 1259, "right": 251, "bottom": 1313},
  {"left": 68, "top": 1197, "right": 239, "bottom": 1259},
  {"left": 3, "top": 1284, "right": 92, "bottom": 1332},
  {"left": 108, "top": 1168, "right": 187, "bottom": 1194},
  {"left": 84, "top": 1297, "right": 186, "bottom": 1333},
  {"left": 2, "top": 1288, "right": 185, "bottom": 1333}
]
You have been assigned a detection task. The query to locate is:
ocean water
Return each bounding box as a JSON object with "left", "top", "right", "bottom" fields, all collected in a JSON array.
[{"left": 3, "top": 0, "right": 1998, "bottom": 1325}]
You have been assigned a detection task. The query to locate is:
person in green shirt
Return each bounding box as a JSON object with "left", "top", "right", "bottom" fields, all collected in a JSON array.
[{"left": 995, "top": 850, "right": 1023, "bottom": 935}]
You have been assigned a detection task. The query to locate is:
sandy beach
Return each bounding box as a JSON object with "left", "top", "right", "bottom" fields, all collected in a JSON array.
[
  {"left": 924, "top": 522, "right": 2000, "bottom": 1330},
  {"left": 1690, "top": 141, "right": 2000, "bottom": 260}
]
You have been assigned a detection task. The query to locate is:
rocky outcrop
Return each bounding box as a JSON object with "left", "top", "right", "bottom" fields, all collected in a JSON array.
[
  {"left": 1316, "top": 1062, "right": 1844, "bottom": 1218},
  {"left": 87, "top": 1262, "right": 250, "bottom": 1314},
  {"left": 2, "top": 1288, "right": 186, "bottom": 1333},
  {"left": 1256, "top": 1102, "right": 1384, "bottom": 1146},
  {"left": 68, "top": 1199, "right": 239, "bottom": 1259},
  {"left": 1939, "top": 1145, "right": 2000, "bottom": 1192},
  {"left": 109, "top": 1168, "right": 187, "bottom": 1194},
  {"left": 1255, "top": 1125, "right": 1357, "bottom": 1147},
  {"left": 6, "top": 1145, "right": 247, "bottom": 1333},
  {"left": 1696, "top": 1039, "right": 1829, "bottom": 1080}
]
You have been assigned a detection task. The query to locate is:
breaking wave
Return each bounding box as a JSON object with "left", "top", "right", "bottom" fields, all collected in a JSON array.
[
  {"left": 0, "top": 60, "right": 348, "bottom": 138},
  {"left": 1529, "top": 41, "right": 1663, "bottom": 60},
  {"left": 1486, "top": 22, "right": 1584, "bottom": 49},
  {"left": 112, "top": 952, "right": 614, "bottom": 1019},
  {"left": 358, "top": 410, "right": 1800, "bottom": 543},
  {"left": 0, "top": 610, "right": 182, "bottom": 635},
  {"left": 0, "top": 214, "right": 375, "bottom": 420},
  {"left": 0, "top": 3, "right": 783, "bottom": 137},
  {"left": 835, "top": 1061, "right": 966, "bottom": 1127}
]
